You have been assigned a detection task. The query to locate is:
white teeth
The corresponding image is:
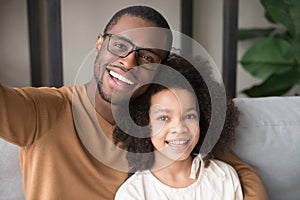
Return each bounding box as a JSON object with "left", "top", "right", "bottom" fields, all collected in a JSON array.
[
  {"left": 109, "top": 70, "right": 134, "bottom": 85},
  {"left": 168, "top": 140, "right": 188, "bottom": 145}
]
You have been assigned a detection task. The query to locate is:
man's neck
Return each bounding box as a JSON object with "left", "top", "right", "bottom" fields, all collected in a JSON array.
[{"left": 85, "top": 80, "right": 116, "bottom": 124}]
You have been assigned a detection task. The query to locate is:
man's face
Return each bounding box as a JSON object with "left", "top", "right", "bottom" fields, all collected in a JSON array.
[{"left": 94, "top": 15, "right": 170, "bottom": 105}]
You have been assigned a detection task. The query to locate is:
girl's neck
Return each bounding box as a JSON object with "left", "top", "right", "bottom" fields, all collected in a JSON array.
[{"left": 151, "top": 155, "right": 199, "bottom": 188}]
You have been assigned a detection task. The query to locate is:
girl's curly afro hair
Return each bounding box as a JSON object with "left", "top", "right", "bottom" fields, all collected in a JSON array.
[{"left": 113, "top": 53, "right": 239, "bottom": 173}]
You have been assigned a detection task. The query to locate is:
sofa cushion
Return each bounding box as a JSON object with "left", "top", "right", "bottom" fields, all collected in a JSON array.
[
  {"left": 232, "top": 97, "right": 300, "bottom": 200},
  {"left": 0, "top": 139, "right": 24, "bottom": 199}
]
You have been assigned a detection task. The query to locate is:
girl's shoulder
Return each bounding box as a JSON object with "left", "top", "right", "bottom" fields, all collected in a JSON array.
[
  {"left": 114, "top": 170, "right": 154, "bottom": 199},
  {"left": 203, "top": 158, "right": 240, "bottom": 181},
  {"left": 194, "top": 154, "right": 239, "bottom": 180}
]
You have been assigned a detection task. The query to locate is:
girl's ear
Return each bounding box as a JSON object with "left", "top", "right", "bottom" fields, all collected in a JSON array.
[{"left": 95, "top": 34, "right": 104, "bottom": 53}]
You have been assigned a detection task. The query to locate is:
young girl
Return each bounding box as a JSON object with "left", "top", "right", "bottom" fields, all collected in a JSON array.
[{"left": 113, "top": 54, "right": 243, "bottom": 199}]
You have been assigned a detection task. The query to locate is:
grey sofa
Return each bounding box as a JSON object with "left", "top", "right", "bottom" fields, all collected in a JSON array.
[
  {"left": 1, "top": 96, "right": 300, "bottom": 199},
  {"left": 232, "top": 97, "right": 300, "bottom": 200}
]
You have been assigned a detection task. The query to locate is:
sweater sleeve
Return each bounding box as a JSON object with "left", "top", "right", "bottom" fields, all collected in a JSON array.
[
  {"left": 216, "top": 150, "right": 268, "bottom": 200},
  {"left": 0, "top": 84, "right": 69, "bottom": 147}
]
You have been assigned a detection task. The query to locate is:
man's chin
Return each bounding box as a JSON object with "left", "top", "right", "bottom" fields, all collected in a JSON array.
[
  {"left": 97, "top": 84, "right": 129, "bottom": 105},
  {"left": 97, "top": 82, "right": 112, "bottom": 104},
  {"left": 110, "top": 92, "right": 131, "bottom": 106}
]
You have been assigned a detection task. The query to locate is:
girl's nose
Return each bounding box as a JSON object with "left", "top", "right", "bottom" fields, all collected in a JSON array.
[{"left": 169, "top": 120, "right": 188, "bottom": 134}]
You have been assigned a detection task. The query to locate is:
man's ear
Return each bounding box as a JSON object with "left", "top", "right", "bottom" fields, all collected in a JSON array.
[{"left": 95, "top": 34, "right": 104, "bottom": 53}]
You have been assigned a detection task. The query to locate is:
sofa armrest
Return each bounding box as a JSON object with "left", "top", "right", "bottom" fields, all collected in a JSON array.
[
  {"left": 0, "top": 138, "right": 24, "bottom": 199},
  {"left": 232, "top": 97, "right": 300, "bottom": 200}
]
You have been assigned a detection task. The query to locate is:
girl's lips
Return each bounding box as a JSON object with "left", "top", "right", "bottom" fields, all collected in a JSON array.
[
  {"left": 165, "top": 139, "right": 190, "bottom": 151},
  {"left": 166, "top": 139, "right": 189, "bottom": 145}
]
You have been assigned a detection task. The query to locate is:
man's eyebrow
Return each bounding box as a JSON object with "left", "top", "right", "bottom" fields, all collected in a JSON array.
[{"left": 113, "top": 34, "right": 135, "bottom": 45}]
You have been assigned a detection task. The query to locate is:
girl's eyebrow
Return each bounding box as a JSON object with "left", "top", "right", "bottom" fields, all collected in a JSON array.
[
  {"left": 149, "top": 105, "right": 171, "bottom": 114},
  {"left": 151, "top": 108, "right": 169, "bottom": 113},
  {"left": 185, "top": 107, "right": 198, "bottom": 112},
  {"left": 151, "top": 107, "right": 197, "bottom": 114}
]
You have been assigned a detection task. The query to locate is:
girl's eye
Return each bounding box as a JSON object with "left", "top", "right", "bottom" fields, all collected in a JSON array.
[
  {"left": 158, "top": 115, "right": 168, "bottom": 121},
  {"left": 185, "top": 113, "right": 198, "bottom": 120}
]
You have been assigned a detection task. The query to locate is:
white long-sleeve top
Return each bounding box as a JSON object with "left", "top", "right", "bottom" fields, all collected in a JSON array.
[{"left": 115, "top": 154, "right": 243, "bottom": 200}]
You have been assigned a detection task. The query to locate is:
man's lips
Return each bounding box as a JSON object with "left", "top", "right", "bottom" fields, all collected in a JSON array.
[{"left": 109, "top": 70, "right": 134, "bottom": 85}]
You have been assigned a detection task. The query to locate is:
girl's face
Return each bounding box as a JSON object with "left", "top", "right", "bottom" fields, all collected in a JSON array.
[{"left": 149, "top": 88, "right": 200, "bottom": 161}]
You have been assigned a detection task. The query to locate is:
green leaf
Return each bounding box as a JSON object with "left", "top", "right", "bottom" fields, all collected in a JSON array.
[
  {"left": 273, "top": 31, "right": 292, "bottom": 42},
  {"left": 264, "top": 11, "right": 276, "bottom": 23},
  {"left": 240, "top": 38, "right": 294, "bottom": 80},
  {"left": 284, "top": 40, "right": 300, "bottom": 60},
  {"left": 287, "top": 0, "right": 300, "bottom": 40},
  {"left": 260, "top": 0, "right": 300, "bottom": 39},
  {"left": 260, "top": 0, "right": 292, "bottom": 29},
  {"left": 238, "top": 28, "right": 275, "bottom": 40},
  {"left": 242, "top": 68, "right": 300, "bottom": 97},
  {"left": 241, "top": 63, "right": 293, "bottom": 80}
]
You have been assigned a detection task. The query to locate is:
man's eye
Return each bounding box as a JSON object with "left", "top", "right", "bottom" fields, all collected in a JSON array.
[
  {"left": 112, "top": 42, "right": 128, "bottom": 52},
  {"left": 140, "top": 54, "right": 154, "bottom": 62},
  {"left": 138, "top": 50, "right": 158, "bottom": 63}
]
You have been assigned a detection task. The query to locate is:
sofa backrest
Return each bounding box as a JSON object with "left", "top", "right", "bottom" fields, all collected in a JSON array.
[{"left": 232, "top": 97, "right": 300, "bottom": 200}]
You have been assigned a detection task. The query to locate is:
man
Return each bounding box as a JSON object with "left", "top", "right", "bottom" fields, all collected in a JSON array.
[{"left": 0, "top": 5, "right": 266, "bottom": 199}]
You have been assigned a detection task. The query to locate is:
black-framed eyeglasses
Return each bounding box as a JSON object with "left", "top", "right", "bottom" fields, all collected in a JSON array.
[{"left": 103, "top": 33, "right": 162, "bottom": 70}]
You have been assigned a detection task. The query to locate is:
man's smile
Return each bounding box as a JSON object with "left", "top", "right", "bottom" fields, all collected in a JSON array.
[{"left": 108, "top": 70, "right": 134, "bottom": 86}]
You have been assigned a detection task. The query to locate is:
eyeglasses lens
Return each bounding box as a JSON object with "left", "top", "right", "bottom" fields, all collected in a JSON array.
[{"left": 107, "top": 35, "right": 161, "bottom": 66}]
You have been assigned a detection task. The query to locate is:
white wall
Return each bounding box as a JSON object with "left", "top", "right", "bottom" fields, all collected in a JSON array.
[
  {"left": 0, "top": 0, "right": 30, "bottom": 87},
  {"left": 194, "top": 0, "right": 223, "bottom": 71}
]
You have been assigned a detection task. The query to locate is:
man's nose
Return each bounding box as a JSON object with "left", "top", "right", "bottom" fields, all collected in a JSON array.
[{"left": 118, "top": 51, "right": 138, "bottom": 71}]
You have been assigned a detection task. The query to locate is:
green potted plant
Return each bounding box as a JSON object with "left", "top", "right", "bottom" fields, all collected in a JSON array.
[{"left": 238, "top": 0, "right": 300, "bottom": 97}]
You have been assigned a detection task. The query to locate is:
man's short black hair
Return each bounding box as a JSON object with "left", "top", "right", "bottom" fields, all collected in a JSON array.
[
  {"left": 103, "top": 5, "right": 173, "bottom": 56},
  {"left": 103, "top": 5, "right": 171, "bottom": 33}
]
